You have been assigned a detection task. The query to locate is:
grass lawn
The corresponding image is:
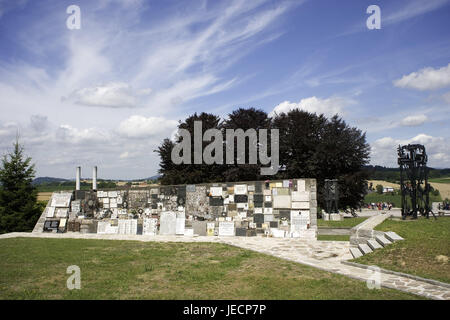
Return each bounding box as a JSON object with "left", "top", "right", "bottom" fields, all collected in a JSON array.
[
  {"left": 429, "top": 177, "right": 450, "bottom": 184},
  {"left": 0, "top": 238, "right": 421, "bottom": 300},
  {"left": 353, "top": 217, "right": 450, "bottom": 283},
  {"left": 317, "top": 235, "right": 350, "bottom": 241},
  {"left": 317, "top": 217, "right": 367, "bottom": 228},
  {"left": 364, "top": 193, "right": 442, "bottom": 207}
]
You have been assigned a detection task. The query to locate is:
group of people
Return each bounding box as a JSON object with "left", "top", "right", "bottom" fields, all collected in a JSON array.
[
  {"left": 366, "top": 202, "right": 393, "bottom": 210},
  {"left": 438, "top": 202, "right": 450, "bottom": 210}
]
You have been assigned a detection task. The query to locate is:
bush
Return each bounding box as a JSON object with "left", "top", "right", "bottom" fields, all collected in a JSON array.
[{"left": 376, "top": 184, "right": 383, "bottom": 194}]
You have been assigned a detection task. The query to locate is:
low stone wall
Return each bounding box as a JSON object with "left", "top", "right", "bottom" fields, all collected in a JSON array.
[
  {"left": 33, "top": 178, "right": 318, "bottom": 239},
  {"left": 349, "top": 213, "right": 391, "bottom": 245}
]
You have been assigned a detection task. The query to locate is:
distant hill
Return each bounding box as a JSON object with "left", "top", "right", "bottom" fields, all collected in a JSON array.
[
  {"left": 364, "top": 165, "right": 450, "bottom": 182},
  {"left": 32, "top": 177, "right": 71, "bottom": 185}
]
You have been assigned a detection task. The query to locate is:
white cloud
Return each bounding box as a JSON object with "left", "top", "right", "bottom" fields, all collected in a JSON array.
[
  {"left": 67, "top": 82, "right": 144, "bottom": 108},
  {"left": 399, "top": 114, "right": 428, "bottom": 127},
  {"left": 384, "top": 0, "right": 450, "bottom": 26},
  {"left": 394, "top": 63, "right": 450, "bottom": 91},
  {"left": 270, "top": 96, "right": 351, "bottom": 118},
  {"left": 117, "top": 115, "right": 178, "bottom": 139},
  {"left": 55, "top": 125, "right": 111, "bottom": 144},
  {"left": 371, "top": 134, "right": 450, "bottom": 167}
]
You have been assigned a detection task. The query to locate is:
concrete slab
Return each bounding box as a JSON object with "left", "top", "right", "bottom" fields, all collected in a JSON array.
[
  {"left": 367, "top": 239, "right": 383, "bottom": 250},
  {"left": 385, "top": 231, "right": 404, "bottom": 242},
  {"left": 350, "top": 247, "right": 363, "bottom": 259},
  {"left": 375, "top": 235, "right": 392, "bottom": 247},
  {"left": 358, "top": 243, "right": 373, "bottom": 255}
]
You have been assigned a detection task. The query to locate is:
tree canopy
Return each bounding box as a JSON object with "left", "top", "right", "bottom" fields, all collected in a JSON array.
[{"left": 155, "top": 107, "right": 370, "bottom": 209}]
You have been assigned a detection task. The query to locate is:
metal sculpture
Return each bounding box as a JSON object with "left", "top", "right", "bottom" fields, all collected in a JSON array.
[
  {"left": 324, "top": 179, "right": 339, "bottom": 214},
  {"left": 397, "top": 144, "right": 436, "bottom": 219}
]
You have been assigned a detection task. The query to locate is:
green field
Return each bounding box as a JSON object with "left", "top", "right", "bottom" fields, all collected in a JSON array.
[
  {"left": 317, "top": 217, "right": 367, "bottom": 228},
  {"left": 364, "top": 192, "right": 442, "bottom": 207},
  {"left": 0, "top": 238, "right": 421, "bottom": 300},
  {"left": 36, "top": 185, "right": 91, "bottom": 192},
  {"left": 429, "top": 177, "right": 450, "bottom": 184},
  {"left": 353, "top": 217, "right": 450, "bottom": 283}
]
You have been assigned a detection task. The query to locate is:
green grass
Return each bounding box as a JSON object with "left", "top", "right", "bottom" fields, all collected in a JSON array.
[
  {"left": 0, "top": 238, "right": 421, "bottom": 300},
  {"left": 353, "top": 217, "right": 450, "bottom": 283},
  {"left": 317, "top": 235, "right": 350, "bottom": 241},
  {"left": 364, "top": 193, "right": 442, "bottom": 207},
  {"left": 429, "top": 177, "right": 450, "bottom": 184},
  {"left": 317, "top": 217, "right": 368, "bottom": 228}
]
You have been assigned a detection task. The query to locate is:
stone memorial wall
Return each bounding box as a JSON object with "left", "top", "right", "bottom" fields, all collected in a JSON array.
[{"left": 33, "top": 178, "right": 317, "bottom": 239}]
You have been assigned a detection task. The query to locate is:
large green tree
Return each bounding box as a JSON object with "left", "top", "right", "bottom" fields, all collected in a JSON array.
[
  {"left": 272, "top": 110, "right": 370, "bottom": 209},
  {"left": 221, "top": 108, "right": 271, "bottom": 182},
  {"left": 155, "top": 112, "right": 224, "bottom": 185},
  {"left": 0, "top": 140, "right": 41, "bottom": 233}
]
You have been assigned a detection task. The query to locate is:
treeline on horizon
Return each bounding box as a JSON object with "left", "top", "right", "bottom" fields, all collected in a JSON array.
[
  {"left": 155, "top": 107, "right": 371, "bottom": 210},
  {"left": 363, "top": 165, "right": 450, "bottom": 183}
]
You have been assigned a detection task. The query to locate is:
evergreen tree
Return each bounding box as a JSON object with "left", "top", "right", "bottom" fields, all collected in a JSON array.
[{"left": 0, "top": 139, "right": 41, "bottom": 233}]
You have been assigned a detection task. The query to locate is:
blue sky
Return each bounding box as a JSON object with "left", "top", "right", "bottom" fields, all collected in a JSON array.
[{"left": 0, "top": 0, "right": 449, "bottom": 179}]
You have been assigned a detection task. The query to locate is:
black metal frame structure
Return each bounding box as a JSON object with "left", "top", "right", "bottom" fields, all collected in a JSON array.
[
  {"left": 324, "top": 179, "right": 339, "bottom": 214},
  {"left": 397, "top": 144, "right": 435, "bottom": 220}
]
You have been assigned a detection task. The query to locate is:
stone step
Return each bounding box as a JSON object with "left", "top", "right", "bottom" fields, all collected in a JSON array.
[
  {"left": 350, "top": 247, "right": 363, "bottom": 259},
  {"left": 375, "top": 235, "right": 392, "bottom": 247},
  {"left": 358, "top": 243, "right": 373, "bottom": 255},
  {"left": 384, "top": 231, "right": 404, "bottom": 242},
  {"left": 367, "top": 239, "right": 383, "bottom": 250}
]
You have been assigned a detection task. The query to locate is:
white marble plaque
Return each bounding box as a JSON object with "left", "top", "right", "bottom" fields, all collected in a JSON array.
[
  {"left": 254, "top": 208, "right": 263, "bottom": 214},
  {"left": 46, "top": 206, "right": 55, "bottom": 218},
  {"left": 283, "top": 180, "right": 290, "bottom": 188},
  {"left": 105, "top": 225, "right": 118, "bottom": 234},
  {"left": 108, "top": 191, "right": 118, "bottom": 198},
  {"left": 97, "top": 191, "right": 108, "bottom": 198},
  {"left": 176, "top": 217, "right": 185, "bottom": 235},
  {"left": 207, "top": 222, "right": 215, "bottom": 236},
  {"left": 210, "top": 187, "right": 223, "bottom": 197},
  {"left": 297, "top": 179, "right": 306, "bottom": 192},
  {"left": 292, "top": 201, "right": 310, "bottom": 209},
  {"left": 159, "top": 211, "right": 177, "bottom": 235},
  {"left": 218, "top": 221, "right": 235, "bottom": 236},
  {"left": 265, "top": 195, "right": 272, "bottom": 202},
  {"left": 273, "top": 195, "right": 291, "bottom": 208},
  {"left": 97, "top": 221, "right": 109, "bottom": 234},
  {"left": 184, "top": 228, "right": 194, "bottom": 236},
  {"left": 291, "top": 191, "right": 309, "bottom": 202},
  {"left": 271, "top": 228, "right": 285, "bottom": 238},
  {"left": 291, "top": 216, "right": 308, "bottom": 232},
  {"left": 103, "top": 198, "right": 109, "bottom": 204},
  {"left": 264, "top": 208, "right": 273, "bottom": 214},
  {"left": 228, "top": 195, "right": 234, "bottom": 203},
  {"left": 55, "top": 208, "right": 68, "bottom": 218},
  {"left": 143, "top": 218, "right": 158, "bottom": 235},
  {"left": 234, "top": 184, "right": 247, "bottom": 195},
  {"left": 50, "top": 193, "right": 72, "bottom": 207}
]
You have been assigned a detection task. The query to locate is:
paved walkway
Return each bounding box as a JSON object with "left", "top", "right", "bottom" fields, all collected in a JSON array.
[{"left": 1, "top": 232, "right": 449, "bottom": 300}]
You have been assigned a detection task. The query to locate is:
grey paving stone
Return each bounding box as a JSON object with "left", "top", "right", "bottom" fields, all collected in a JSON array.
[
  {"left": 375, "top": 235, "right": 392, "bottom": 247},
  {"left": 349, "top": 247, "right": 363, "bottom": 258},
  {"left": 358, "top": 243, "right": 373, "bottom": 255},
  {"left": 384, "top": 231, "right": 404, "bottom": 242},
  {"left": 367, "top": 239, "right": 383, "bottom": 250}
]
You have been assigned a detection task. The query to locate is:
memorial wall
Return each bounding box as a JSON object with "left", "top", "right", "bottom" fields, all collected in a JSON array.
[{"left": 33, "top": 178, "right": 317, "bottom": 239}]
